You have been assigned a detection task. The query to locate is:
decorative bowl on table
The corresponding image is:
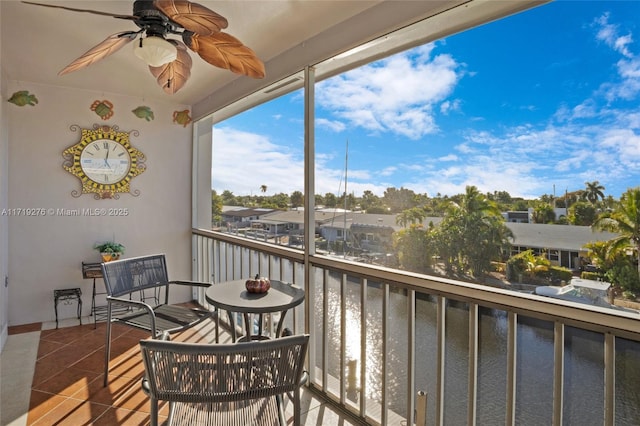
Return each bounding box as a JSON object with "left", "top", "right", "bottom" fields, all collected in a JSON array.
[{"left": 245, "top": 274, "right": 271, "bottom": 293}]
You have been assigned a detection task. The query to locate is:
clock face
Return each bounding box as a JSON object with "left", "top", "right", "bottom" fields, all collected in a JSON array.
[
  {"left": 62, "top": 125, "right": 146, "bottom": 199},
  {"left": 80, "top": 139, "right": 132, "bottom": 185}
]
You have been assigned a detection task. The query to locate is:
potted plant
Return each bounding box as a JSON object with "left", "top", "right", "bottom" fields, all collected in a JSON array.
[{"left": 94, "top": 241, "right": 125, "bottom": 262}]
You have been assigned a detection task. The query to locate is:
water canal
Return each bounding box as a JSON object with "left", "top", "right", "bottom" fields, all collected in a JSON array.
[{"left": 314, "top": 276, "right": 640, "bottom": 425}]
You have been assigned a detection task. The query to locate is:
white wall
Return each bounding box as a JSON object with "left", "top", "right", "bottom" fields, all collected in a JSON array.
[
  {"left": 0, "top": 0, "right": 9, "bottom": 348},
  {"left": 7, "top": 81, "right": 195, "bottom": 326}
]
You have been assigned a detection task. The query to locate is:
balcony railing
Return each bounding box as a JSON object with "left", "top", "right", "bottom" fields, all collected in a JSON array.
[{"left": 192, "top": 228, "right": 640, "bottom": 426}]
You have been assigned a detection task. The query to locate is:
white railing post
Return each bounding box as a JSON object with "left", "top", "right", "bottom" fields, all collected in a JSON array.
[
  {"left": 416, "top": 390, "right": 427, "bottom": 426},
  {"left": 192, "top": 229, "right": 640, "bottom": 426}
]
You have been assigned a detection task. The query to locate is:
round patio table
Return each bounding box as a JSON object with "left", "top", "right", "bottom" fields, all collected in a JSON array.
[{"left": 205, "top": 279, "right": 305, "bottom": 342}]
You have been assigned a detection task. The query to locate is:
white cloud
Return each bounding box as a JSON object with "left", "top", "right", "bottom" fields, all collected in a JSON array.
[
  {"left": 211, "top": 12, "right": 640, "bottom": 201},
  {"left": 594, "top": 13, "right": 633, "bottom": 58},
  {"left": 439, "top": 154, "right": 459, "bottom": 162},
  {"left": 212, "top": 127, "right": 380, "bottom": 197},
  {"left": 380, "top": 166, "right": 397, "bottom": 176},
  {"left": 316, "top": 44, "right": 462, "bottom": 140},
  {"left": 440, "top": 99, "right": 461, "bottom": 115},
  {"left": 316, "top": 118, "right": 346, "bottom": 132},
  {"left": 591, "top": 13, "right": 640, "bottom": 102},
  {"left": 212, "top": 127, "right": 304, "bottom": 195},
  {"left": 600, "top": 128, "right": 640, "bottom": 162}
]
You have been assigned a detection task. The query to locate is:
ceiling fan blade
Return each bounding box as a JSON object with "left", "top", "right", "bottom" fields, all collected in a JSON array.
[
  {"left": 59, "top": 32, "right": 138, "bottom": 76},
  {"left": 184, "top": 31, "right": 265, "bottom": 78},
  {"left": 22, "top": 1, "right": 137, "bottom": 20},
  {"left": 153, "top": 0, "right": 227, "bottom": 36},
  {"left": 149, "top": 41, "right": 192, "bottom": 94}
]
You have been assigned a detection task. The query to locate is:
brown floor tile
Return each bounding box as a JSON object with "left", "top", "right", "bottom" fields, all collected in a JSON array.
[
  {"left": 36, "top": 339, "right": 65, "bottom": 360},
  {"left": 108, "top": 351, "right": 146, "bottom": 380},
  {"left": 32, "top": 356, "right": 69, "bottom": 387},
  {"left": 70, "top": 348, "right": 106, "bottom": 374},
  {"left": 74, "top": 329, "right": 110, "bottom": 351},
  {"left": 112, "top": 380, "right": 154, "bottom": 414},
  {"left": 122, "top": 327, "right": 152, "bottom": 340},
  {"left": 30, "top": 397, "right": 109, "bottom": 426},
  {"left": 117, "top": 387, "right": 171, "bottom": 418},
  {"left": 71, "top": 373, "right": 139, "bottom": 406},
  {"left": 40, "top": 325, "right": 94, "bottom": 345},
  {"left": 39, "top": 339, "right": 97, "bottom": 365},
  {"left": 32, "top": 366, "right": 100, "bottom": 397},
  {"left": 91, "top": 407, "right": 155, "bottom": 426},
  {"left": 109, "top": 334, "right": 144, "bottom": 357},
  {"left": 8, "top": 322, "right": 41, "bottom": 335},
  {"left": 27, "top": 390, "right": 67, "bottom": 424},
  {"left": 20, "top": 317, "right": 343, "bottom": 426}
]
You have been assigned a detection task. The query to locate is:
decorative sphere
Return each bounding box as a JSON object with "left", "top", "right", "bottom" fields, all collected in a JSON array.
[{"left": 245, "top": 274, "right": 271, "bottom": 293}]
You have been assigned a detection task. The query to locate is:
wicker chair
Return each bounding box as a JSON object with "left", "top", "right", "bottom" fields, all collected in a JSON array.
[
  {"left": 101, "top": 254, "right": 214, "bottom": 386},
  {"left": 139, "top": 334, "right": 310, "bottom": 426}
]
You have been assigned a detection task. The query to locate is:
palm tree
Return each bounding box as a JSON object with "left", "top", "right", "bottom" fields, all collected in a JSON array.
[
  {"left": 437, "top": 186, "right": 512, "bottom": 277},
  {"left": 396, "top": 207, "right": 427, "bottom": 228},
  {"left": 260, "top": 185, "right": 267, "bottom": 194},
  {"left": 447, "top": 185, "right": 502, "bottom": 218},
  {"left": 583, "top": 181, "right": 605, "bottom": 204},
  {"left": 532, "top": 202, "right": 555, "bottom": 224},
  {"left": 592, "top": 187, "right": 640, "bottom": 279}
]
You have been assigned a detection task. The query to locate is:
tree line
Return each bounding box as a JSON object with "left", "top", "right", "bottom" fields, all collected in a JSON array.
[
  {"left": 212, "top": 183, "right": 640, "bottom": 297},
  {"left": 213, "top": 180, "right": 613, "bottom": 226}
]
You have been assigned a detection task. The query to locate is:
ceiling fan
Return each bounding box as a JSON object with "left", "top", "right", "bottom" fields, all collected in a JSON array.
[{"left": 23, "top": 0, "right": 266, "bottom": 94}]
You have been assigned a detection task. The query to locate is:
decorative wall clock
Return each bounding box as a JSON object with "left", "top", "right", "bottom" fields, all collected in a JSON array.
[{"left": 62, "top": 124, "right": 146, "bottom": 199}]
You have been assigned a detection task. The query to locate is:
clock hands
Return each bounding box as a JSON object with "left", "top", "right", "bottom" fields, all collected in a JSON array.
[
  {"left": 82, "top": 140, "right": 130, "bottom": 182},
  {"left": 104, "top": 144, "right": 110, "bottom": 168}
]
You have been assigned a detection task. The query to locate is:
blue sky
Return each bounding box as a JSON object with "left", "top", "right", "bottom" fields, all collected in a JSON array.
[{"left": 213, "top": 1, "right": 640, "bottom": 200}]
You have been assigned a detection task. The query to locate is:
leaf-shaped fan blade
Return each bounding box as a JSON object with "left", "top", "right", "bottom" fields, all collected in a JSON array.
[
  {"left": 22, "top": 1, "right": 136, "bottom": 20},
  {"left": 185, "top": 32, "right": 265, "bottom": 78},
  {"left": 59, "top": 32, "right": 137, "bottom": 76},
  {"left": 149, "top": 42, "right": 193, "bottom": 95},
  {"left": 153, "top": 0, "right": 227, "bottom": 36}
]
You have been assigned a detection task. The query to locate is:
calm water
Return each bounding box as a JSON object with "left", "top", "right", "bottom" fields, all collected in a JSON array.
[{"left": 314, "top": 276, "right": 640, "bottom": 425}]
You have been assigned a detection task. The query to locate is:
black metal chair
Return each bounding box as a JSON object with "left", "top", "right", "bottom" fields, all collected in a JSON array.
[
  {"left": 101, "top": 254, "right": 214, "bottom": 386},
  {"left": 139, "top": 334, "right": 310, "bottom": 426}
]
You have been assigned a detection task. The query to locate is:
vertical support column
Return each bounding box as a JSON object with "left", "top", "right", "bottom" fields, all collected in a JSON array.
[
  {"left": 604, "top": 332, "right": 615, "bottom": 426},
  {"left": 303, "top": 65, "right": 316, "bottom": 259},
  {"left": 340, "top": 272, "right": 347, "bottom": 404},
  {"left": 303, "top": 66, "right": 316, "bottom": 384},
  {"left": 416, "top": 390, "right": 428, "bottom": 426},
  {"left": 506, "top": 311, "right": 518, "bottom": 426},
  {"left": 191, "top": 116, "right": 213, "bottom": 230},
  {"left": 436, "top": 296, "right": 445, "bottom": 426},
  {"left": 191, "top": 115, "right": 213, "bottom": 303},
  {"left": 407, "top": 289, "right": 416, "bottom": 425},
  {"left": 468, "top": 303, "right": 478, "bottom": 426},
  {"left": 381, "top": 282, "right": 389, "bottom": 425},
  {"left": 360, "top": 277, "right": 368, "bottom": 416},
  {"left": 552, "top": 321, "right": 564, "bottom": 426},
  {"left": 321, "top": 268, "right": 329, "bottom": 391}
]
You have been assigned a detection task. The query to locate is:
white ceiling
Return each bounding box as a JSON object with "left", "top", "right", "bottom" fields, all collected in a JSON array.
[
  {"left": 1, "top": 1, "right": 378, "bottom": 106},
  {"left": 1, "top": 1, "right": 546, "bottom": 115}
]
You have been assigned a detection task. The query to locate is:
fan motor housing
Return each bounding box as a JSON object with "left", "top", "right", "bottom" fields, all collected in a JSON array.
[{"left": 133, "top": 0, "right": 174, "bottom": 37}]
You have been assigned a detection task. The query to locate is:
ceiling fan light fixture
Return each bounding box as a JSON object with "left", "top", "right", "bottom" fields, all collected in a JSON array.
[{"left": 133, "top": 36, "right": 177, "bottom": 67}]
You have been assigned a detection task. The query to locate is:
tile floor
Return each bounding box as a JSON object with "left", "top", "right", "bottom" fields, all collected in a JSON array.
[{"left": 1, "top": 313, "right": 361, "bottom": 426}]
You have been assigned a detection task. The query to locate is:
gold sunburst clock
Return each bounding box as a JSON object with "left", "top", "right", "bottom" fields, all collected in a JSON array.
[{"left": 62, "top": 124, "right": 146, "bottom": 199}]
